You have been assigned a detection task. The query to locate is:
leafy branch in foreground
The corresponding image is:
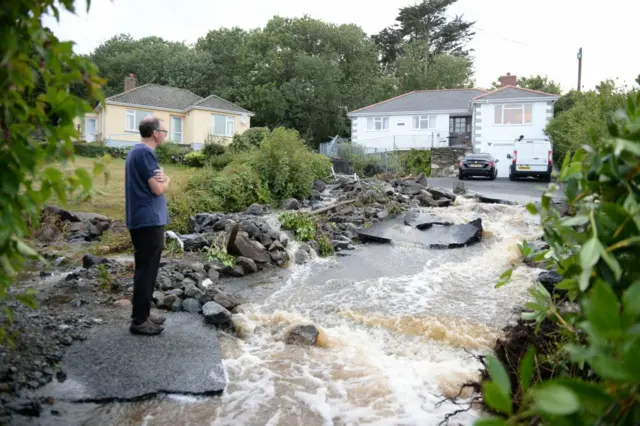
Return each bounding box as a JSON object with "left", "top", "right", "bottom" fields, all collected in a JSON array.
[
  {"left": 475, "top": 91, "right": 640, "bottom": 425},
  {"left": 1, "top": 0, "right": 106, "bottom": 343}
]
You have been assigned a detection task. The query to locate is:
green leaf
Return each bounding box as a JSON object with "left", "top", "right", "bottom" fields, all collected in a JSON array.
[
  {"left": 580, "top": 236, "right": 602, "bottom": 271},
  {"left": 14, "top": 238, "right": 39, "bottom": 259},
  {"left": 532, "top": 383, "right": 580, "bottom": 416},
  {"left": 473, "top": 417, "right": 507, "bottom": 426},
  {"left": 485, "top": 355, "right": 511, "bottom": 397},
  {"left": 525, "top": 203, "right": 538, "bottom": 215},
  {"left": 583, "top": 280, "right": 621, "bottom": 336},
  {"left": 599, "top": 248, "right": 622, "bottom": 281},
  {"left": 556, "top": 279, "right": 578, "bottom": 291},
  {"left": 482, "top": 382, "right": 513, "bottom": 415},
  {"left": 622, "top": 281, "right": 640, "bottom": 327},
  {"left": 518, "top": 346, "right": 535, "bottom": 393},
  {"left": 75, "top": 167, "right": 93, "bottom": 192},
  {"left": 495, "top": 268, "right": 513, "bottom": 288},
  {"left": 560, "top": 215, "right": 589, "bottom": 227}
]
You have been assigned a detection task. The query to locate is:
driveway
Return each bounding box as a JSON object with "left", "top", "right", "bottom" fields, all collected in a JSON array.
[{"left": 428, "top": 177, "right": 563, "bottom": 204}]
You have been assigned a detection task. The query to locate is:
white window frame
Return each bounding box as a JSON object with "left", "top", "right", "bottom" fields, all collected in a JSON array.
[
  {"left": 494, "top": 103, "right": 533, "bottom": 125},
  {"left": 412, "top": 115, "right": 436, "bottom": 130},
  {"left": 366, "top": 117, "right": 389, "bottom": 131},
  {"left": 212, "top": 114, "right": 235, "bottom": 137},
  {"left": 125, "top": 109, "right": 153, "bottom": 132},
  {"left": 170, "top": 116, "right": 183, "bottom": 143}
]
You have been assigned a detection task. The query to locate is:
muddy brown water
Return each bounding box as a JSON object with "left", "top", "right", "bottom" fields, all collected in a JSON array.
[{"left": 16, "top": 198, "right": 542, "bottom": 426}]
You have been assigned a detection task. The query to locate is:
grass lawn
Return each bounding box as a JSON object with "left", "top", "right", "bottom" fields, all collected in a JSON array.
[{"left": 53, "top": 156, "right": 199, "bottom": 220}]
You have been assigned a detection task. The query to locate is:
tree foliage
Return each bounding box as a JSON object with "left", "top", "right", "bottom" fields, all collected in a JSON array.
[
  {"left": 477, "top": 92, "right": 640, "bottom": 425},
  {"left": 545, "top": 80, "right": 632, "bottom": 164},
  {"left": 0, "top": 0, "right": 105, "bottom": 342},
  {"left": 86, "top": 4, "right": 476, "bottom": 147}
]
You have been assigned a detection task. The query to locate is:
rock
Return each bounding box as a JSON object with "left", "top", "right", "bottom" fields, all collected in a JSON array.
[
  {"left": 171, "top": 299, "right": 183, "bottom": 312},
  {"left": 474, "top": 194, "right": 515, "bottom": 205},
  {"left": 202, "top": 301, "right": 232, "bottom": 326},
  {"left": 428, "top": 187, "right": 457, "bottom": 201},
  {"left": 538, "top": 271, "right": 565, "bottom": 294},
  {"left": 283, "top": 198, "right": 300, "bottom": 210},
  {"left": 114, "top": 299, "right": 131, "bottom": 308},
  {"left": 453, "top": 182, "right": 465, "bottom": 195},
  {"left": 313, "top": 180, "right": 327, "bottom": 192},
  {"left": 212, "top": 291, "right": 242, "bottom": 311},
  {"left": 159, "top": 294, "right": 179, "bottom": 310},
  {"left": 418, "top": 190, "right": 437, "bottom": 207},
  {"left": 279, "top": 233, "right": 289, "bottom": 247},
  {"left": 222, "top": 264, "right": 245, "bottom": 277},
  {"left": 82, "top": 254, "right": 109, "bottom": 269},
  {"left": 229, "top": 232, "right": 271, "bottom": 263},
  {"left": 402, "top": 183, "right": 424, "bottom": 196},
  {"left": 416, "top": 173, "right": 428, "bottom": 187},
  {"left": 285, "top": 324, "right": 319, "bottom": 346},
  {"left": 245, "top": 203, "right": 269, "bottom": 215},
  {"left": 189, "top": 213, "right": 223, "bottom": 233},
  {"left": 376, "top": 210, "right": 389, "bottom": 220},
  {"left": 181, "top": 277, "right": 197, "bottom": 290},
  {"left": 207, "top": 268, "right": 220, "bottom": 281},
  {"left": 180, "top": 233, "right": 212, "bottom": 251},
  {"left": 184, "top": 284, "right": 205, "bottom": 300},
  {"left": 236, "top": 256, "right": 258, "bottom": 274},
  {"left": 294, "top": 249, "right": 310, "bottom": 265},
  {"left": 152, "top": 291, "right": 164, "bottom": 305},
  {"left": 332, "top": 240, "right": 351, "bottom": 250},
  {"left": 182, "top": 298, "right": 201, "bottom": 314},
  {"left": 382, "top": 185, "right": 395, "bottom": 195},
  {"left": 240, "top": 220, "right": 262, "bottom": 240},
  {"left": 156, "top": 274, "right": 174, "bottom": 291},
  {"left": 311, "top": 189, "right": 322, "bottom": 200},
  {"left": 435, "top": 199, "right": 453, "bottom": 208}
]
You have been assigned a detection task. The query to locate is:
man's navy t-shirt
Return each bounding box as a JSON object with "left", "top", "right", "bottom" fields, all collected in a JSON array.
[{"left": 125, "top": 143, "right": 169, "bottom": 229}]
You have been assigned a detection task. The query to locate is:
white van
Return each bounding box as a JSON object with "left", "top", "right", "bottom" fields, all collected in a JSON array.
[{"left": 507, "top": 137, "right": 553, "bottom": 182}]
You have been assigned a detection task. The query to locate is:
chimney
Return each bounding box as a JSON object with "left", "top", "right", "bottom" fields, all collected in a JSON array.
[
  {"left": 498, "top": 72, "right": 517, "bottom": 88},
  {"left": 124, "top": 74, "right": 136, "bottom": 92}
]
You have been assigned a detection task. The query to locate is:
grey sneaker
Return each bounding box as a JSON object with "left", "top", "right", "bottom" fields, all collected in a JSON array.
[{"left": 129, "top": 320, "right": 164, "bottom": 335}]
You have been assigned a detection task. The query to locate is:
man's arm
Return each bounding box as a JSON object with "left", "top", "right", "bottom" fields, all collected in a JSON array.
[
  {"left": 148, "top": 172, "right": 171, "bottom": 196},
  {"left": 140, "top": 151, "right": 171, "bottom": 196}
]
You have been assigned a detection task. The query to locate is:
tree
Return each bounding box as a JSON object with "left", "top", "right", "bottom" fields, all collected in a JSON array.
[
  {"left": 373, "top": 0, "right": 475, "bottom": 72},
  {"left": 517, "top": 74, "right": 562, "bottom": 94},
  {"left": 545, "top": 80, "right": 632, "bottom": 163},
  {"left": 1, "top": 0, "right": 105, "bottom": 342}
]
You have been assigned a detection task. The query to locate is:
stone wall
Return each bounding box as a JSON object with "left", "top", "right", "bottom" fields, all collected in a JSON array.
[{"left": 429, "top": 147, "right": 472, "bottom": 177}]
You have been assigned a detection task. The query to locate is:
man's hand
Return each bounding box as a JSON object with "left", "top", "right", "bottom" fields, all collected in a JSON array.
[{"left": 153, "top": 169, "right": 169, "bottom": 183}]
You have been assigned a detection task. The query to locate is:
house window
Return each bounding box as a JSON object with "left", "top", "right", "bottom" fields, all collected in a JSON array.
[
  {"left": 125, "top": 109, "right": 152, "bottom": 131},
  {"left": 212, "top": 114, "right": 235, "bottom": 137},
  {"left": 171, "top": 116, "right": 183, "bottom": 142},
  {"left": 494, "top": 104, "right": 533, "bottom": 125},
  {"left": 366, "top": 117, "right": 389, "bottom": 131},
  {"left": 412, "top": 115, "right": 436, "bottom": 130}
]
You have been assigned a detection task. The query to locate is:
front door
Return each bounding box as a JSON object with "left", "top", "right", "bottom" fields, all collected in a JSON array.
[
  {"left": 85, "top": 118, "right": 97, "bottom": 142},
  {"left": 449, "top": 116, "right": 471, "bottom": 146}
]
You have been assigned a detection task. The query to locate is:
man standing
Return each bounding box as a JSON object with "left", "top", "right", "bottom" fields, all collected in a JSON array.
[{"left": 125, "top": 116, "right": 171, "bottom": 335}]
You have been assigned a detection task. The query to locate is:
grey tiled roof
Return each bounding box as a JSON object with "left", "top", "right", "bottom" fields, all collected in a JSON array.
[
  {"left": 106, "top": 84, "right": 203, "bottom": 110},
  {"left": 191, "top": 95, "right": 252, "bottom": 114},
  {"left": 349, "top": 89, "right": 487, "bottom": 115},
  {"left": 472, "top": 86, "right": 560, "bottom": 101}
]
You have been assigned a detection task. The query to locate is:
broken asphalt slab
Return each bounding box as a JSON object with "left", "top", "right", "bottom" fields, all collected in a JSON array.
[
  {"left": 33, "top": 312, "right": 226, "bottom": 402},
  {"left": 403, "top": 211, "right": 453, "bottom": 229},
  {"left": 357, "top": 216, "right": 483, "bottom": 249}
]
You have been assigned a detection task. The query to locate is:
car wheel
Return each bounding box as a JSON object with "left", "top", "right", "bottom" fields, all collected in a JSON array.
[
  {"left": 543, "top": 173, "right": 551, "bottom": 182},
  {"left": 489, "top": 173, "right": 496, "bottom": 181},
  {"left": 458, "top": 173, "right": 464, "bottom": 180},
  {"left": 509, "top": 174, "right": 516, "bottom": 181}
]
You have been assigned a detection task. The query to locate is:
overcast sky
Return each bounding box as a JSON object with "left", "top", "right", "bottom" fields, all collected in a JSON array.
[{"left": 44, "top": 0, "right": 638, "bottom": 93}]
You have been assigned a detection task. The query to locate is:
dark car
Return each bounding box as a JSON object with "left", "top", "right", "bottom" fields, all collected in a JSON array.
[{"left": 458, "top": 153, "right": 499, "bottom": 180}]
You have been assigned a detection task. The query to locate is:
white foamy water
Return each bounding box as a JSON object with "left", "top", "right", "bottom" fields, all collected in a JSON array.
[{"left": 41, "top": 200, "right": 542, "bottom": 426}]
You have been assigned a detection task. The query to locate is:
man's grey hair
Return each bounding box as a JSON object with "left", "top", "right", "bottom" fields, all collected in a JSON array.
[{"left": 139, "top": 116, "right": 162, "bottom": 138}]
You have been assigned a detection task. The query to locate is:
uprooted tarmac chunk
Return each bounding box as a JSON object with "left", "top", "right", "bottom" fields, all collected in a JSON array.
[{"left": 357, "top": 214, "right": 483, "bottom": 249}]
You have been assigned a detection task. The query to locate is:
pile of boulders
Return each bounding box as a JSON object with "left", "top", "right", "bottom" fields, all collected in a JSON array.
[{"left": 37, "top": 206, "right": 114, "bottom": 244}]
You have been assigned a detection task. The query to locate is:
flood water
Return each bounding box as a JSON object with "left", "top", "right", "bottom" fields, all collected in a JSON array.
[{"left": 23, "top": 198, "right": 542, "bottom": 426}]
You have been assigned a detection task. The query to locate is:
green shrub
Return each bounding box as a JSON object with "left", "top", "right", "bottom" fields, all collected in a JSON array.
[
  {"left": 202, "top": 142, "right": 227, "bottom": 158},
  {"left": 476, "top": 92, "right": 640, "bottom": 425},
  {"left": 230, "top": 127, "right": 270, "bottom": 152},
  {"left": 155, "top": 142, "right": 192, "bottom": 164},
  {"left": 398, "top": 149, "right": 431, "bottom": 175},
  {"left": 205, "top": 151, "right": 235, "bottom": 170},
  {"left": 247, "top": 127, "right": 332, "bottom": 201},
  {"left": 279, "top": 212, "right": 316, "bottom": 241},
  {"left": 184, "top": 151, "right": 206, "bottom": 168},
  {"left": 73, "top": 142, "right": 130, "bottom": 159}
]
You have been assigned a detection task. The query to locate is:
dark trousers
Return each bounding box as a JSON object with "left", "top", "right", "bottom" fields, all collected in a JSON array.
[{"left": 129, "top": 225, "right": 165, "bottom": 324}]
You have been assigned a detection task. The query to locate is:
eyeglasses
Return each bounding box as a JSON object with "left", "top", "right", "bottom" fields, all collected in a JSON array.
[{"left": 156, "top": 129, "right": 168, "bottom": 134}]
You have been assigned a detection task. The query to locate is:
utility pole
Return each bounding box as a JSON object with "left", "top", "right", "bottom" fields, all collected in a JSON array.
[{"left": 577, "top": 47, "right": 583, "bottom": 92}]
